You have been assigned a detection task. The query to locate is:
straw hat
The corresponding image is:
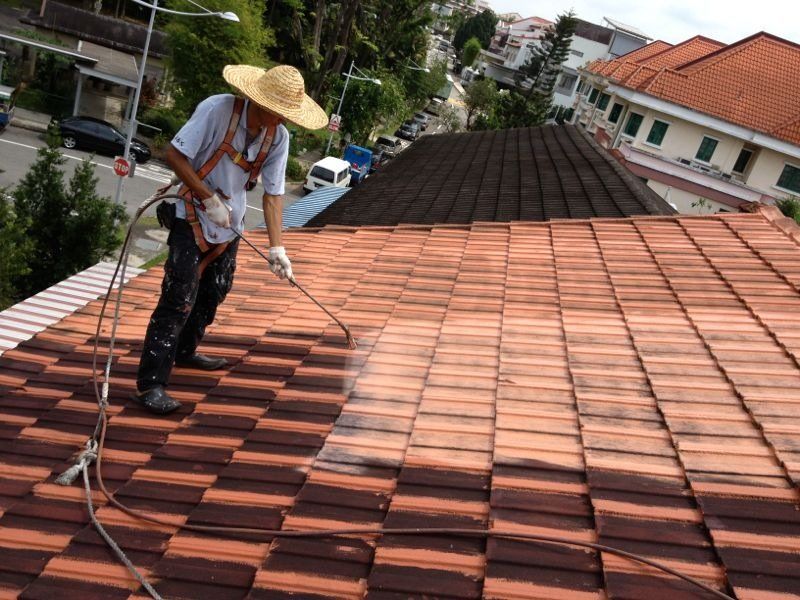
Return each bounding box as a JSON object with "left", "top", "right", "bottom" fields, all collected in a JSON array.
[{"left": 223, "top": 64, "right": 328, "bottom": 130}]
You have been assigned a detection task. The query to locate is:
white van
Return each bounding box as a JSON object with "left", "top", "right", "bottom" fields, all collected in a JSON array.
[{"left": 303, "top": 156, "right": 352, "bottom": 194}]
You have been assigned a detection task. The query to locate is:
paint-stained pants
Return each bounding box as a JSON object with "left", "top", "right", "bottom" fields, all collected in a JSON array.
[{"left": 136, "top": 218, "right": 238, "bottom": 391}]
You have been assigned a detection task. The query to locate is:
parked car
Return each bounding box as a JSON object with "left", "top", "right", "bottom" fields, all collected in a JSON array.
[
  {"left": 394, "top": 122, "right": 419, "bottom": 142},
  {"left": 424, "top": 97, "right": 444, "bottom": 116},
  {"left": 374, "top": 134, "right": 403, "bottom": 158},
  {"left": 368, "top": 147, "right": 387, "bottom": 173},
  {"left": 57, "top": 116, "right": 151, "bottom": 163},
  {"left": 412, "top": 112, "right": 430, "bottom": 131},
  {"left": 303, "top": 156, "right": 351, "bottom": 194}
]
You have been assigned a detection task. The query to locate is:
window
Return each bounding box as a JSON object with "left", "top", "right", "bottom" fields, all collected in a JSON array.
[
  {"left": 597, "top": 93, "right": 610, "bottom": 111},
  {"left": 608, "top": 103, "right": 624, "bottom": 124},
  {"left": 556, "top": 73, "right": 578, "bottom": 94},
  {"left": 623, "top": 112, "right": 644, "bottom": 137},
  {"left": 732, "top": 148, "right": 754, "bottom": 174},
  {"left": 695, "top": 136, "right": 718, "bottom": 163},
  {"left": 310, "top": 166, "right": 335, "bottom": 183},
  {"left": 776, "top": 164, "right": 800, "bottom": 194},
  {"left": 645, "top": 120, "right": 669, "bottom": 147},
  {"left": 588, "top": 88, "right": 599, "bottom": 104}
]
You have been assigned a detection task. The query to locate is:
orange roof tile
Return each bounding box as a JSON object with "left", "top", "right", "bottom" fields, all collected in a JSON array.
[
  {"left": 587, "top": 32, "right": 800, "bottom": 146},
  {"left": 1, "top": 209, "right": 800, "bottom": 598}
]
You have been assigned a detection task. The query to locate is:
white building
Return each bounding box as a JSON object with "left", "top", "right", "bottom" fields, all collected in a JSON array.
[{"left": 479, "top": 16, "right": 649, "bottom": 110}]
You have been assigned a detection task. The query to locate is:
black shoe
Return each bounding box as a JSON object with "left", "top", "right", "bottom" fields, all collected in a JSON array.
[
  {"left": 131, "top": 386, "right": 181, "bottom": 415},
  {"left": 174, "top": 353, "right": 227, "bottom": 371}
]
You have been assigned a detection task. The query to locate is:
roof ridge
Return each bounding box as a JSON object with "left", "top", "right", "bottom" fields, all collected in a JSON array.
[{"left": 753, "top": 203, "right": 800, "bottom": 246}]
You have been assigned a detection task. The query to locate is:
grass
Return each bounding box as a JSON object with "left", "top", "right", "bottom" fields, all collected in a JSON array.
[{"left": 139, "top": 251, "right": 168, "bottom": 270}]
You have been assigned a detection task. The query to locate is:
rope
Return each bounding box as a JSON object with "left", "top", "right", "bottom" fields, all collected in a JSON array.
[{"left": 52, "top": 190, "right": 737, "bottom": 600}]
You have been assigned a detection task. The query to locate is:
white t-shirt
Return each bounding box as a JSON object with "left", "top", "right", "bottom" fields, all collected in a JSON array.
[{"left": 171, "top": 94, "right": 289, "bottom": 244}]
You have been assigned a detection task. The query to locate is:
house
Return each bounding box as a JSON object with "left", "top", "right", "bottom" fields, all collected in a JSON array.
[
  {"left": 0, "top": 203, "right": 799, "bottom": 597},
  {"left": 479, "top": 16, "right": 649, "bottom": 110},
  {"left": 430, "top": 0, "right": 492, "bottom": 35},
  {"left": 305, "top": 125, "right": 675, "bottom": 228},
  {"left": 0, "top": 1, "right": 166, "bottom": 127},
  {"left": 574, "top": 32, "right": 800, "bottom": 214}
]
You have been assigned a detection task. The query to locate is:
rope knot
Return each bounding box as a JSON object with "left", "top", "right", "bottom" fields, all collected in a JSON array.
[{"left": 55, "top": 439, "right": 99, "bottom": 486}]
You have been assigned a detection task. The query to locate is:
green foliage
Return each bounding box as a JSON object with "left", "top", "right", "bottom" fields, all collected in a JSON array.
[
  {"left": 0, "top": 191, "right": 32, "bottom": 310},
  {"left": 165, "top": 0, "right": 275, "bottom": 114},
  {"left": 286, "top": 156, "right": 305, "bottom": 181},
  {"left": 438, "top": 103, "right": 462, "bottom": 133},
  {"left": 10, "top": 130, "right": 127, "bottom": 299},
  {"left": 776, "top": 197, "right": 800, "bottom": 224},
  {"left": 462, "top": 37, "right": 482, "bottom": 69},
  {"left": 401, "top": 58, "right": 447, "bottom": 109},
  {"left": 453, "top": 9, "right": 497, "bottom": 51},
  {"left": 337, "top": 71, "right": 406, "bottom": 145},
  {"left": 139, "top": 106, "right": 186, "bottom": 140},
  {"left": 472, "top": 89, "right": 540, "bottom": 130},
  {"left": 464, "top": 77, "right": 497, "bottom": 129},
  {"left": 518, "top": 10, "right": 578, "bottom": 120}
]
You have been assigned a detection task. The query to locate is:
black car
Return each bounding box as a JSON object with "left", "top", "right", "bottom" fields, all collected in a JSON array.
[
  {"left": 57, "top": 116, "right": 151, "bottom": 163},
  {"left": 394, "top": 121, "right": 419, "bottom": 142}
]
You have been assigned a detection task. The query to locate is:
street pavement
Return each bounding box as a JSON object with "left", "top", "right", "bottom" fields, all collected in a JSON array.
[{"left": 0, "top": 126, "right": 303, "bottom": 265}]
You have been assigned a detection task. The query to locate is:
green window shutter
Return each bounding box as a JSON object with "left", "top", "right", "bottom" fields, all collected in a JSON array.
[
  {"left": 695, "top": 136, "right": 718, "bottom": 162},
  {"left": 623, "top": 113, "right": 643, "bottom": 137},
  {"left": 588, "top": 88, "right": 599, "bottom": 104},
  {"left": 646, "top": 120, "right": 669, "bottom": 146},
  {"left": 777, "top": 164, "right": 800, "bottom": 194},
  {"left": 608, "top": 103, "right": 623, "bottom": 123},
  {"left": 597, "top": 93, "right": 610, "bottom": 111},
  {"left": 732, "top": 148, "right": 753, "bottom": 173}
]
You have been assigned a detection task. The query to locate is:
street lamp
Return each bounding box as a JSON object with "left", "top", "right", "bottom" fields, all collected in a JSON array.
[
  {"left": 112, "top": 0, "right": 239, "bottom": 207},
  {"left": 325, "top": 60, "right": 381, "bottom": 156},
  {"left": 406, "top": 59, "right": 430, "bottom": 73}
]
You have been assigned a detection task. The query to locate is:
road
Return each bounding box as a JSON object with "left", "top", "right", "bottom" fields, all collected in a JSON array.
[{"left": 0, "top": 126, "right": 302, "bottom": 233}]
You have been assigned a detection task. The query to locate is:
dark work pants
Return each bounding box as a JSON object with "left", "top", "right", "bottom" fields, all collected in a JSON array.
[{"left": 136, "top": 218, "right": 239, "bottom": 391}]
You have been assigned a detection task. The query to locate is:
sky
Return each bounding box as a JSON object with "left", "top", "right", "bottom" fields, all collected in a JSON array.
[{"left": 488, "top": 0, "right": 800, "bottom": 45}]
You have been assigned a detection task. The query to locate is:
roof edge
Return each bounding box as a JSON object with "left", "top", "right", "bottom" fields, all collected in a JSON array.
[
  {"left": 751, "top": 203, "right": 800, "bottom": 245},
  {"left": 573, "top": 125, "right": 678, "bottom": 215}
]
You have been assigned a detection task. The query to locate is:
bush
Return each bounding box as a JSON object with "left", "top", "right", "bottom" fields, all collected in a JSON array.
[
  {"left": 139, "top": 107, "right": 186, "bottom": 140},
  {"left": 285, "top": 156, "right": 305, "bottom": 182},
  {"left": 777, "top": 197, "right": 800, "bottom": 224}
]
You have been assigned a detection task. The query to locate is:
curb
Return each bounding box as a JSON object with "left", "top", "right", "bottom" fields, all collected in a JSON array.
[{"left": 10, "top": 119, "right": 49, "bottom": 134}]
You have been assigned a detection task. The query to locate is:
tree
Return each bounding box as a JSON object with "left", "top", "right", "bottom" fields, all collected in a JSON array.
[
  {"left": 0, "top": 192, "right": 32, "bottom": 310},
  {"left": 401, "top": 58, "right": 447, "bottom": 109},
  {"left": 453, "top": 9, "right": 497, "bottom": 51},
  {"left": 337, "top": 72, "right": 405, "bottom": 145},
  {"left": 464, "top": 77, "right": 497, "bottom": 129},
  {"left": 11, "top": 129, "right": 127, "bottom": 299},
  {"left": 166, "top": 0, "right": 274, "bottom": 114},
  {"left": 439, "top": 103, "right": 462, "bottom": 133},
  {"left": 518, "top": 10, "right": 578, "bottom": 123},
  {"left": 462, "top": 36, "right": 482, "bottom": 69}
]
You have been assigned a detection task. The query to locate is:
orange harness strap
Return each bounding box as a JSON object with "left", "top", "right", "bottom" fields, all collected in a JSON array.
[{"left": 179, "top": 96, "right": 276, "bottom": 269}]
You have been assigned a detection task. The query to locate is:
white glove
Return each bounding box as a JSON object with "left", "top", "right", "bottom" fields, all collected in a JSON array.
[
  {"left": 268, "top": 246, "right": 293, "bottom": 280},
  {"left": 202, "top": 193, "right": 231, "bottom": 228}
]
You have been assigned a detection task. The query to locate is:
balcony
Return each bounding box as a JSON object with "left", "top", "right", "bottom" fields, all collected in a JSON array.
[{"left": 617, "top": 143, "right": 774, "bottom": 206}]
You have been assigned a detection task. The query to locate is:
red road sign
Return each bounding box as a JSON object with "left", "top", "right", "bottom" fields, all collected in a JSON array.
[
  {"left": 328, "top": 114, "right": 341, "bottom": 132},
  {"left": 113, "top": 156, "right": 130, "bottom": 177}
]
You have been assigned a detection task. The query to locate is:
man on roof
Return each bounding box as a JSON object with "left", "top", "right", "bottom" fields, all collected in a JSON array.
[{"left": 133, "top": 64, "right": 328, "bottom": 415}]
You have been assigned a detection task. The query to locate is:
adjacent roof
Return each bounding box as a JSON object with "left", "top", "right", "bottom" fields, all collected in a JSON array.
[
  {"left": 1, "top": 206, "right": 800, "bottom": 599},
  {"left": 307, "top": 125, "right": 675, "bottom": 228},
  {"left": 603, "top": 17, "right": 650, "bottom": 40},
  {"left": 21, "top": 1, "right": 167, "bottom": 58},
  {"left": 585, "top": 32, "right": 800, "bottom": 146},
  {"left": 282, "top": 186, "right": 350, "bottom": 229},
  {"left": 0, "top": 262, "right": 143, "bottom": 357}
]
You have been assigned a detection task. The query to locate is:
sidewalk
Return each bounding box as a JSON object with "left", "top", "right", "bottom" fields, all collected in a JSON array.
[{"left": 10, "top": 107, "right": 51, "bottom": 134}]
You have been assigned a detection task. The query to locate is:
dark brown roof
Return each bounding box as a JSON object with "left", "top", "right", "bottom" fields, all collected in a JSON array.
[
  {"left": 1, "top": 206, "right": 799, "bottom": 598},
  {"left": 21, "top": 2, "right": 167, "bottom": 58},
  {"left": 307, "top": 125, "right": 675, "bottom": 228}
]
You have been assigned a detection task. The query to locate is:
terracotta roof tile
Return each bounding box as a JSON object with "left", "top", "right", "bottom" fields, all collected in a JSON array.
[
  {"left": 2, "top": 209, "right": 800, "bottom": 597},
  {"left": 587, "top": 33, "right": 800, "bottom": 146}
]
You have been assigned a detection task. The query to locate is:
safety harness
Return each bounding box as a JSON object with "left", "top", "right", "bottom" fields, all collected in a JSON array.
[{"left": 178, "top": 97, "right": 276, "bottom": 272}]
